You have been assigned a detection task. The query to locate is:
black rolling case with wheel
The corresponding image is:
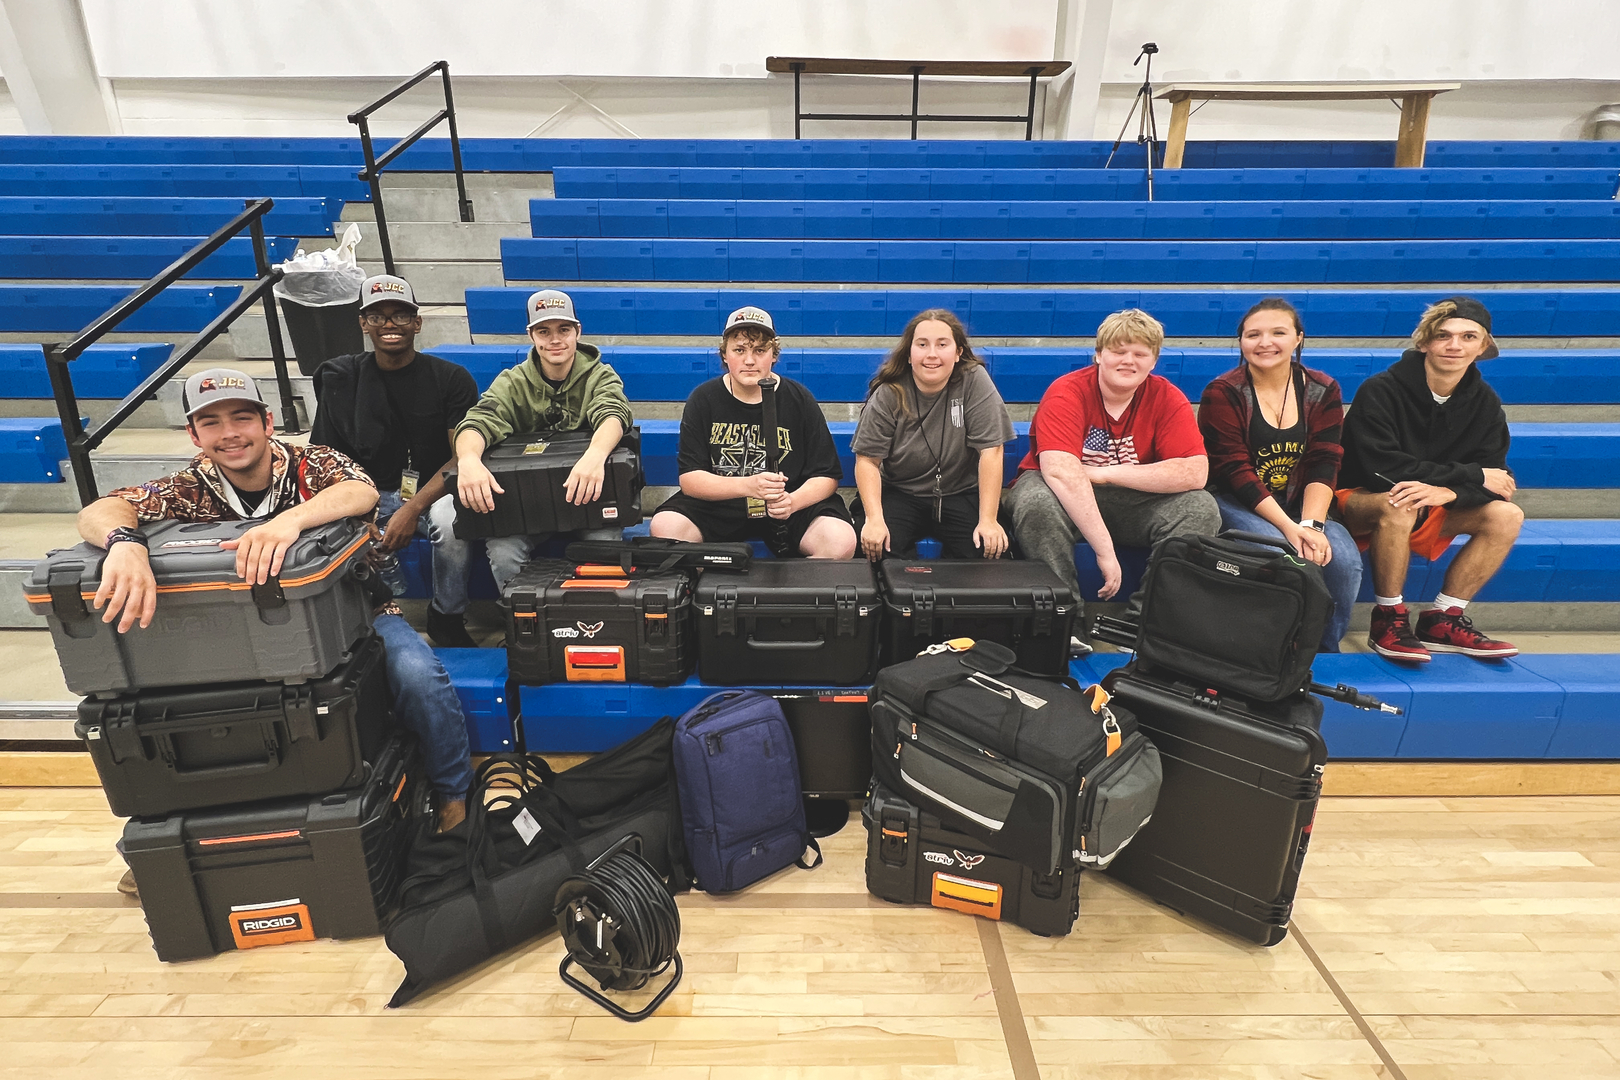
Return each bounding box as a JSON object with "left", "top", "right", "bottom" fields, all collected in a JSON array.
[
  {"left": 864, "top": 782, "right": 1080, "bottom": 937},
  {"left": 696, "top": 560, "right": 881, "bottom": 686},
  {"left": 878, "top": 559, "right": 1077, "bottom": 678},
  {"left": 1100, "top": 662, "right": 1327, "bottom": 946},
  {"left": 76, "top": 632, "right": 393, "bottom": 818}
]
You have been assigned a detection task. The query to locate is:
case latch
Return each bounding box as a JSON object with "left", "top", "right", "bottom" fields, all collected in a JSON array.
[
  {"left": 878, "top": 808, "right": 910, "bottom": 866},
  {"left": 643, "top": 589, "right": 669, "bottom": 640},
  {"left": 100, "top": 700, "right": 144, "bottom": 764},
  {"left": 715, "top": 586, "right": 738, "bottom": 637},
  {"left": 1031, "top": 587, "right": 1054, "bottom": 637},
  {"left": 834, "top": 585, "right": 857, "bottom": 638},
  {"left": 512, "top": 593, "right": 539, "bottom": 642},
  {"left": 283, "top": 687, "right": 318, "bottom": 743},
  {"left": 912, "top": 587, "right": 935, "bottom": 637},
  {"left": 251, "top": 576, "right": 287, "bottom": 610},
  {"left": 47, "top": 565, "right": 89, "bottom": 624}
]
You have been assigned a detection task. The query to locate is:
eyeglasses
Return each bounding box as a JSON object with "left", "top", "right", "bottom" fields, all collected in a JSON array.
[{"left": 361, "top": 311, "right": 417, "bottom": 328}]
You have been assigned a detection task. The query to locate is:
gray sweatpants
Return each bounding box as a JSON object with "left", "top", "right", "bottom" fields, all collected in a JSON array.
[{"left": 1005, "top": 470, "right": 1221, "bottom": 614}]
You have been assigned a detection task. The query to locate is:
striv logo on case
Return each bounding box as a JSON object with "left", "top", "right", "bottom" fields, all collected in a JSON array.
[
  {"left": 576, "top": 621, "right": 605, "bottom": 638},
  {"left": 952, "top": 850, "right": 986, "bottom": 870}
]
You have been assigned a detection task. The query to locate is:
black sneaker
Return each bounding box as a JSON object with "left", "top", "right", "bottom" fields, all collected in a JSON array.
[{"left": 426, "top": 606, "right": 477, "bottom": 648}]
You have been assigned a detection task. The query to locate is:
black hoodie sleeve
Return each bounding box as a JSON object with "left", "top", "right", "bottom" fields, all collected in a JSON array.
[{"left": 1342, "top": 378, "right": 1507, "bottom": 509}]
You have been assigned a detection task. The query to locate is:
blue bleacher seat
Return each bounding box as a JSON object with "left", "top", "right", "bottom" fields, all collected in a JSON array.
[
  {"left": 803, "top": 202, "right": 874, "bottom": 240},
  {"left": 654, "top": 240, "right": 726, "bottom": 281},
  {"left": 552, "top": 167, "right": 618, "bottom": 199},
  {"left": 615, "top": 169, "right": 684, "bottom": 200},
  {"left": 601, "top": 346, "right": 718, "bottom": 400},
  {"left": 1393, "top": 656, "right": 1564, "bottom": 759},
  {"left": 1517, "top": 655, "right": 1620, "bottom": 758},
  {"left": 0, "top": 417, "right": 68, "bottom": 482},
  {"left": 633, "top": 289, "right": 721, "bottom": 335},
  {"left": 597, "top": 199, "right": 668, "bottom": 238},
  {"left": 726, "top": 240, "right": 802, "bottom": 282},
  {"left": 1310, "top": 653, "right": 1415, "bottom": 758},
  {"left": 0, "top": 343, "right": 173, "bottom": 399},
  {"left": 531, "top": 198, "right": 601, "bottom": 237},
  {"left": 940, "top": 202, "right": 1013, "bottom": 240},
  {"left": 668, "top": 200, "right": 739, "bottom": 238},
  {"left": 434, "top": 648, "right": 515, "bottom": 754},
  {"left": 0, "top": 235, "right": 297, "bottom": 280},
  {"left": 517, "top": 676, "right": 719, "bottom": 753},
  {"left": 970, "top": 292, "right": 1056, "bottom": 336},
  {"left": 572, "top": 238, "right": 643, "bottom": 280},
  {"left": 800, "top": 291, "right": 888, "bottom": 336},
  {"left": 867, "top": 171, "right": 933, "bottom": 201},
  {"left": 678, "top": 169, "right": 745, "bottom": 200},
  {"left": 426, "top": 344, "right": 526, "bottom": 392},
  {"left": 0, "top": 196, "right": 336, "bottom": 238},
  {"left": 735, "top": 202, "right": 805, "bottom": 239},
  {"left": 880, "top": 291, "right": 973, "bottom": 334},
  {"left": 952, "top": 241, "right": 1030, "bottom": 284},
  {"left": 0, "top": 284, "right": 241, "bottom": 333},
  {"left": 873, "top": 202, "right": 943, "bottom": 239},
  {"left": 773, "top": 349, "right": 880, "bottom": 402},
  {"left": 1539, "top": 520, "right": 1620, "bottom": 602}
]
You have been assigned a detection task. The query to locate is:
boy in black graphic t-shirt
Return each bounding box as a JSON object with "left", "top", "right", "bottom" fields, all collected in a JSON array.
[{"left": 651, "top": 307, "right": 857, "bottom": 558}]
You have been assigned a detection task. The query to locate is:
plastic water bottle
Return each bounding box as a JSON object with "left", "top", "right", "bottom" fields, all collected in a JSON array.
[{"left": 376, "top": 552, "right": 408, "bottom": 597}]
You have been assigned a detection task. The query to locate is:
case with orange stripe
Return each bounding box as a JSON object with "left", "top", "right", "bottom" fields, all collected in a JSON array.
[
  {"left": 25, "top": 517, "right": 377, "bottom": 696},
  {"left": 501, "top": 560, "right": 694, "bottom": 686},
  {"left": 120, "top": 734, "right": 420, "bottom": 962},
  {"left": 862, "top": 781, "right": 1080, "bottom": 938}
]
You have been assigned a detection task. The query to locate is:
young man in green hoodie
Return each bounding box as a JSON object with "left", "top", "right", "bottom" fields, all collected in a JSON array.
[{"left": 453, "top": 289, "right": 634, "bottom": 590}]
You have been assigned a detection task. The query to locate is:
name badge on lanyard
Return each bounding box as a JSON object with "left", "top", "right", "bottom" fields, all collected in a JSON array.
[{"left": 399, "top": 469, "right": 419, "bottom": 500}]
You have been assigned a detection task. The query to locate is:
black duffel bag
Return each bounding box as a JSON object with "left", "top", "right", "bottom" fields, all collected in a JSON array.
[
  {"left": 870, "top": 640, "right": 1161, "bottom": 876},
  {"left": 1134, "top": 531, "right": 1332, "bottom": 703},
  {"left": 383, "top": 718, "right": 690, "bottom": 1006}
]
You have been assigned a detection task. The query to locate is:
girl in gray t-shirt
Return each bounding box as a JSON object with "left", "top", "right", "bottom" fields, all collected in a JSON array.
[{"left": 851, "top": 309, "right": 1016, "bottom": 561}]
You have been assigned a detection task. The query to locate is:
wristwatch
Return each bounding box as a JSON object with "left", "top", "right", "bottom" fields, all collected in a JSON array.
[
  {"left": 1298, "top": 518, "right": 1326, "bottom": 532},
  {"left": 105, "top": 526, "right": 148, "bottom": 551}
]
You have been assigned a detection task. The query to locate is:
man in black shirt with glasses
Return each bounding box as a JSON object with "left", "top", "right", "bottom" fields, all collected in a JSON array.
[{"left": 311, "top": 274, "right": 481, "bottom": 646}]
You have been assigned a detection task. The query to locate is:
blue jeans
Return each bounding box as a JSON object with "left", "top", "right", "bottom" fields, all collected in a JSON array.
[
  {"left": 1215, "top": 496, "right": 1362, "bottom": 653},
  {"left": 487, "top": 528, "right": 625, "bottom": 592},
  {"left": 377, "top": 490, "right": 470, "bottom": 616},
  {"left": 374, "top": 612, "right": 473, "bottom": 799}
]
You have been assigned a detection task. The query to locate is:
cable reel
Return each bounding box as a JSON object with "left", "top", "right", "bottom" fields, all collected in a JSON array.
[{"left": 553, "top": 833, "right": 683, "bottom": 1022}]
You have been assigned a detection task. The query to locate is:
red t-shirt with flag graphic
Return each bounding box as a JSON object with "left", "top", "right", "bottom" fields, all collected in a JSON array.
[{"left": 1017, "top": 365, "right": 1204, "bottom": 474}]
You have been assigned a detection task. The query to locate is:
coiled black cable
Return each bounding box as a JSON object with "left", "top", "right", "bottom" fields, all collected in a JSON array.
[{"left": 554, "top": 834, "right": 683, "bottom": 1021}]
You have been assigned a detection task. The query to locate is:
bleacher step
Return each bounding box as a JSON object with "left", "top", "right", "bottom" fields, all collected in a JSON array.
[{"left": 341, "top": 173, "right": 554, "bottom": 225}]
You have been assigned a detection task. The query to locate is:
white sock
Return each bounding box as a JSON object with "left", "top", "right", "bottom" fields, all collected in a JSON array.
[
  {"left": 1373, "top": 594, "right": 1403, "bottom": 608},
  {"left": 1432, "top": 592, "right": 1469, "bottom": 613}
]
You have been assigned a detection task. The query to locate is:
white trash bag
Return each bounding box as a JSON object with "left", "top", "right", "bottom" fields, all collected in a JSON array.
[{"left": 272, "top": 222, "right": 368, "bottom": 307}]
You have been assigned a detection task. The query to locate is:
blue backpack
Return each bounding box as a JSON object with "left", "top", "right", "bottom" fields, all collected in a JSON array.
[{"left": 672, "top": 690, "right": 823, "bottom": 893}]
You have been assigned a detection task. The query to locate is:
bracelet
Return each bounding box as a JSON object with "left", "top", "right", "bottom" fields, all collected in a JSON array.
[{"left": 105, "top": 526, "right": 148, "bottom": 551}]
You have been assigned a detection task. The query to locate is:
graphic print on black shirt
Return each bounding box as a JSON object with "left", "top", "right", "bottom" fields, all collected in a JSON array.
[
  {"left": 676, "top": 376, "right": 842, "bottom": 525},
  {"left": 1248, "top": 369, "right": 1308, "bottom": 512}
]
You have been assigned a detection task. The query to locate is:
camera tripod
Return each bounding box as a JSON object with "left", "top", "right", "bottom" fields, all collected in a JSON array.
[{"left": 1105, "top": 42, "right": 1162, "bottom": 200}]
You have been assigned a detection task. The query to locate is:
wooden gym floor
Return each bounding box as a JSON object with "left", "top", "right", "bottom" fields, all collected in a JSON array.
[{"left": 2, "top": 783, "right": 1619, "bottom": 1079}]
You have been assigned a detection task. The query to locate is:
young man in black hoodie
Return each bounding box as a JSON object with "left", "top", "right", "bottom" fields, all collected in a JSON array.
[
  {"left": 311, "top": 274, "right": 480, "bottom": 647},
  {"left": 1337, "top": 297, "right": 1523, "bottom": 662}
]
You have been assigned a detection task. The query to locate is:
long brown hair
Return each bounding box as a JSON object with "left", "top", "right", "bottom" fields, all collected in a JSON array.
[
  {"left": 1235, "top": 297, "right": 1305, "bottom": 368},
  {"left": 867, "top": 309, "right": 983, "bottom": 415}
]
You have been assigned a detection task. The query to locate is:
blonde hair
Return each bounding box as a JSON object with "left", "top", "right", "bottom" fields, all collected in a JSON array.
[
  {"left": 1411, "top": 299, "right": 1490, "bottom": 352},
  {"left": 1095, "top": 308, "right": 1165, "bottom": 358}
]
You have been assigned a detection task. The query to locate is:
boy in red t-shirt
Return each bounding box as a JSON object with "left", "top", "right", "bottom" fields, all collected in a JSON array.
[{"left": 1006, "top": 308, "right": 1219, "bottom": 615}]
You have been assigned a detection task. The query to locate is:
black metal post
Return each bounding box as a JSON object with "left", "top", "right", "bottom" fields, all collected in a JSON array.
[
  {"left": 910, "top": 68, "right": 921, "bottom": 139},
  {"left": 1025, "top": 69, "right": 1040, "bottom": 140},
  {"left": 44, "top": 342, "right": 96, "bottom": 505},
  {"left": 793, "top": 64, "right": 803, "bottom": 139},
  {"left": 248, "top": 202, "right": 300, "bottom": 434},
  {"left": 355, "top": 116, "right": 395, "bottom": 276},
  {"left": 440, "top": 63, "right": 474, "bottom": 223}
]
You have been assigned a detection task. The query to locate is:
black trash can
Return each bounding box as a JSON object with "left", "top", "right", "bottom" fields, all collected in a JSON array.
[{"left": 279, "top": 298, "right": 366, "bottom": 377}]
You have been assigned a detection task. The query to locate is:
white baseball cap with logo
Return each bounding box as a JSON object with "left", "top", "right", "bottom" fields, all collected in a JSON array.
[
  {"left": 182, "top": 367, "right": 267, "bottom": 417},
  {"left": 723, "top": 306, "right": 776, "bottom": 339},
  {"left": 527, "top": 289, "right": 580, "bottom": 329},
  {"left": 359, "top": 274, "right": 418, "bottom": 312}
]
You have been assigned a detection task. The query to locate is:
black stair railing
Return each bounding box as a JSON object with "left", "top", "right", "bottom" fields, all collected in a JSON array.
[{"left": 44, "top": 197, "right": 299, "bottom": 506}]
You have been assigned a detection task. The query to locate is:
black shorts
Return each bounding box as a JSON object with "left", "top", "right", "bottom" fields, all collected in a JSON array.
[{"left": 653, "top": 491, "right": 854, "bottom": 558}]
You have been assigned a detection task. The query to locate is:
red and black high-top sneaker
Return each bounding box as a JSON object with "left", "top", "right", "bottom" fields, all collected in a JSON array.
[
  {"left": 1368, "top": 604, "right": 1430, "bottom": 662},
  {"left": 1417, "top": 607, "right": 1519, "bottom": 659}
]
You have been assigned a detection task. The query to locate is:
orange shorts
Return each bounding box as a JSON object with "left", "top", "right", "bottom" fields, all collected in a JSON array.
[{"left": 1333, "top": 488, "right": 1454, "bottom": 561}]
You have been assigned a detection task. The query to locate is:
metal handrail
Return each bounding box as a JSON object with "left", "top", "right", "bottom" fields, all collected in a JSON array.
[
  {"left": 43, "top": 197, "right": 300, "bottom": 506},
  {"left": 347, "top": 59, "right": 473, "bottom": 275}
]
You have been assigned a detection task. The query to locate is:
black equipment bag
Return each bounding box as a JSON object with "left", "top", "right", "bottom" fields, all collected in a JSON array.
[
  {"left": 1134, "top": 530, "right": 1332, "bottom": 703},
  {"left": 448, "top": 428, "right": 643, "bottom": 540},
  {"left": 566, "top": 536, "right": 753, "bottom": 574},
  {"left": 121, "top": 733, "right": 420, "bottom": 962},
  {"left": 864, "top": 781, "right": 1081, "bottom": 937},
  {"left": 1101, "top": 661, "right": 1327, "bottom": 947},
  {"left": 696, "top": 560, "right": 881, "bottom": 686},
  {"left": 383, "top": 718, "right": 690, "bottom": 1006},
  {"left": 78, "top": 632, "right": 392, "bottom": 819},
  {"left": 501, "top": 559, "right": 695, "bottom": 685},
  {"left": 878, "top": 559, "right": 1077, "bottom": 678},
  {"left": 870, "top": 640, "right": 1161, "bottom": 876}
]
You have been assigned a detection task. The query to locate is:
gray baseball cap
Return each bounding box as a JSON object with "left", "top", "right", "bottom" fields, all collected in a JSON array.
[
  {"left": 527, "top": 289, "right": 580, "bottom": 329},
  {"left": 723, "top": 306, "right": 775, "bottom": 338},
  {"left": 359, "top": 274, "right": 418, "bottom": 312},
  {"left": 182, "top": 367, "right": 266, "bottom": 418}
]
